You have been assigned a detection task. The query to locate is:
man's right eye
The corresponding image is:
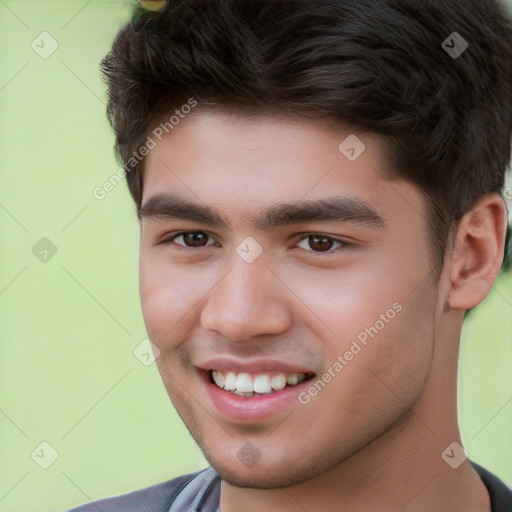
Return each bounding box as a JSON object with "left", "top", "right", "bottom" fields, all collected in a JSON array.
[{"left": 158, "top": 231, "right": 219, "bottom": 250}]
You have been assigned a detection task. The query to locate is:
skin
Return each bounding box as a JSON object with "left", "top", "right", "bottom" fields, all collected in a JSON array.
[{"left": 138, "top": 108, "right": 507, "bottom": 512}]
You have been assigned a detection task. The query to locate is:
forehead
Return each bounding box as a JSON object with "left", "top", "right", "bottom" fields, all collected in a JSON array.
[{"left": 141, "top": 109, "right": 422, "bottom": 228}]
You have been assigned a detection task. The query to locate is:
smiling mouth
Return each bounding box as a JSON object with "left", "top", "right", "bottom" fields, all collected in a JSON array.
[{"left": 206, "top": 369, "right": 316, "bottom": 397}]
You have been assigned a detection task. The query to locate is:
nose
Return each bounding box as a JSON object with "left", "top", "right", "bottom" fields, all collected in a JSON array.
[{"left": 200, "top": 257, "right": 292, "bottom": 342}]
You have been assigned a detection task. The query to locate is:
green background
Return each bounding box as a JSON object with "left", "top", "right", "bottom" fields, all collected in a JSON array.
[{"left": 0, "top": 2, "right": 510, "bottom": 511}]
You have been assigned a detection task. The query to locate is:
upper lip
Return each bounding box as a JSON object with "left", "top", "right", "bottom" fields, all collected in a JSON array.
[{"left": 197, "top": 356, "right": 315, "bottom": 375}]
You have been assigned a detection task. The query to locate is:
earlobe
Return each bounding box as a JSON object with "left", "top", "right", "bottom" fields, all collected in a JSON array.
[{"left": 447, "top": 193, "right": 507, "bottom": 311}]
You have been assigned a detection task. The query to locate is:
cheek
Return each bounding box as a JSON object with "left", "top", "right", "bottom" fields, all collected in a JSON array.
[
  {"left": 139, "top": 251, "right": 222, "bottom": 343},
  {"left": 139, "top": 253, "right": 189, "bottom": 342},
  {"left": 290, "top": 257, "right": 435, "bottom": 403},
  {"left": 280, "top": 258, "right": 403, "bottom": 343},
  {"left": 343, "top": 290, "right": 435, "bottom": 419}
]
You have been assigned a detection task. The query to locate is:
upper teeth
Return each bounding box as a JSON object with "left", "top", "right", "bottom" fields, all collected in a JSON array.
[{"left": 211, "top": 371, "right": 307, "bottom": 394}]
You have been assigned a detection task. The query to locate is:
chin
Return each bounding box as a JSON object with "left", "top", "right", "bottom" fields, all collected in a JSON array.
[
  {"left": 207, "top": 455, "right": 328, "bottom": 489},
  {"left": 218, "top": 470, "right": 299, "bottom": 489}
]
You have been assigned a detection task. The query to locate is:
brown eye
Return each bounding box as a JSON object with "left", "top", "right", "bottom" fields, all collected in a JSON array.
[
  {"left": 182, "top": 232, "right": 209, "bottom": 247},
  {"left": 297, "top": 234, "right": 345, "bottom": 253},
  {"left": 159, "top": 231, "right": 217, "bottom": 250}
]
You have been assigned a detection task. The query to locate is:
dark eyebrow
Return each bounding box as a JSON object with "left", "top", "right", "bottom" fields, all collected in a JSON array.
[{"left": 138, "top": 193, "right": 386, "bottom": 230}]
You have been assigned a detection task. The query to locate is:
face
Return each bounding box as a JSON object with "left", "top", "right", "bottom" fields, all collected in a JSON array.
[{"left": 139, "top": 109, "right": 439, "bottom": 488}]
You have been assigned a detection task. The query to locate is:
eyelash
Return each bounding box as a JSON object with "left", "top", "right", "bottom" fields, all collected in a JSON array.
[{"left": 157, "top": 231, "right": 351, "bottom": 255}]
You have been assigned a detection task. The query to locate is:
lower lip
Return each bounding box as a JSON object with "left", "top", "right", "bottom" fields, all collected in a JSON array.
[{"left": 201, "top": 371, "right": 314, "bottom": 421}]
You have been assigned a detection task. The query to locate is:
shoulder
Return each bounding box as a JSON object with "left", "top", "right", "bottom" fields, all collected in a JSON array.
[
  {"left": 67, "top": 469, "right": 205, "bottom": 512},
  {"left": 471, "top": 461, "right": 512, "bottom": 512}
]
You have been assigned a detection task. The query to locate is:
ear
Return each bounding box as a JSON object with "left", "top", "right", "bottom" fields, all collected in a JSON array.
[{"left": 447, "top": 193, "right": 507, "bottom": 310}]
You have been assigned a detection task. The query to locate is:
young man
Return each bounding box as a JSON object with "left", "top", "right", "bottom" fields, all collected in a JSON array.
[{"left": 70, "top": 0, "right": 512, "bottom": 510}]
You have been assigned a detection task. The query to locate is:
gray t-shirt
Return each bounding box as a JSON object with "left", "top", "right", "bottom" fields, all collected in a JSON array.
[{"left": 167, "top": 467, "right": 221, "bottom": 512}]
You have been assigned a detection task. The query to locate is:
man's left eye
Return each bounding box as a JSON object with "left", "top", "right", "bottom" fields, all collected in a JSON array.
[{"left": 296, "top": 234, "right": 346, "bottom": 253}]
